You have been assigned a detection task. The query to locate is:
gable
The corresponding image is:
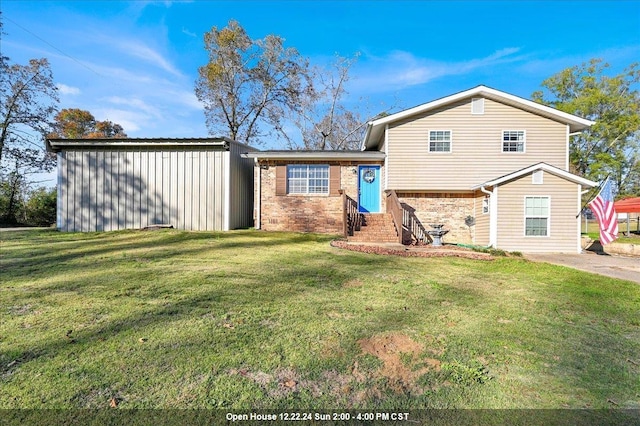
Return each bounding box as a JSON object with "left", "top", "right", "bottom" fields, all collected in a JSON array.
[
  {"left": 362, "top": 85, "right": 594, "bottom": 151},
  {"left": 474, "top": 162, "right": 597, "bottom": 189}
]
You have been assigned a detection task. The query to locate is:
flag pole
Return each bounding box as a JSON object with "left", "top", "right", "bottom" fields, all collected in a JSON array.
[{"left": 576, "top": 174, "right": 610, "bottom": 219}]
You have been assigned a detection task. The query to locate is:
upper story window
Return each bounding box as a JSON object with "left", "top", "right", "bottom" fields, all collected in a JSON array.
[
  {"left": 287, "top": 165, "right": 329, "bottom": 195},
  {"left": 503, "top": 130, "right": 525, "bottom": 152},
  {"left": 429, "top": 130, "right": 452, "bottom": 152}
]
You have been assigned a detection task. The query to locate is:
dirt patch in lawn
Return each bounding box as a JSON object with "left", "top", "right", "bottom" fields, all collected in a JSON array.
[
  {"left": 358, "top": 333, "right": 440, "bottom": 393},
  {"left": 342, "top": 278, "right": 364, "bottom": 288}
]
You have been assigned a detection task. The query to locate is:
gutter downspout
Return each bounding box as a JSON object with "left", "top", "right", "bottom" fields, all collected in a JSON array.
[
  {"left": 255, "top": 158, "right": 261, "bottom": 230},
  {"left": 480, "top": 185, "right": 497, "bottom": 248}
]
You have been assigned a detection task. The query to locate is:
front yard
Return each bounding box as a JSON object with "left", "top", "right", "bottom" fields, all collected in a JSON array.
[{"left": 1, "top": 229, "right": 638, "bottom": 416}]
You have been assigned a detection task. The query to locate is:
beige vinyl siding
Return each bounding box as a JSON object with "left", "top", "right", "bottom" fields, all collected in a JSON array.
[
  {"left": 496, "top": 172, "right": 579, "bottom": 253},
  {"left": 57, "top": 147, "right": 231, "bottom": 232},
  {"left": 474, "top": 190, "right": 490, "bottom": 246},
  {"left": 386, "top": 97, "right": 568, "bottom": 190}
]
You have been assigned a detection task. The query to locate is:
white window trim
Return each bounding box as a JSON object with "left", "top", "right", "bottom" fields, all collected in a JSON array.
[
  {"left": 428, "top": 130, "right": 452, "bottom": 153},
  {"left": 524, "top": 195, "right": 550, "bottom": 237},
  {"left": 502, "top": 130, "right": 526, "bottom": 153},
  {"left": 286, "top": 164, "right": 330, "bottom": 196}
]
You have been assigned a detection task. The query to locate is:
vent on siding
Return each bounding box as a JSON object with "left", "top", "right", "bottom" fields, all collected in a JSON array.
[
  {"left": 471, "top": 98, "right": 484, "bottom": 115},
  {"left": 532, "top": 170, "right": 544, "bottom": 184}
]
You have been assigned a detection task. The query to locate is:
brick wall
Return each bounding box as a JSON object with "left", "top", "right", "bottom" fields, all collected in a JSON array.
[
  {"left": 396, "top": 192, "right": 475, "bottom": 244},
  {"left": 257, "top": 161, "right": 381, "bottom": 234}
]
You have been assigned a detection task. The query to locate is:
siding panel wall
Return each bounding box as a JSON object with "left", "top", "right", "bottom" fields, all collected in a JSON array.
[
  {"left": 57, "top": 146, "right": 240, "bottom": 232},
  {"left": 474, "top": 190, "right": 490, "bottom": 246},
  {"left": 496, "top": 172, "right": 579, "bottom": 253},
  {"left": 386, "top": 97, "right": 568, "bottom": 190}
]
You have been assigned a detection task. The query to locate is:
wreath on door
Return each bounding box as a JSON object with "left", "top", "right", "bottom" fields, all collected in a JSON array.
[{"left": 363, "top": 169, "right": 376, "bottom": 183}]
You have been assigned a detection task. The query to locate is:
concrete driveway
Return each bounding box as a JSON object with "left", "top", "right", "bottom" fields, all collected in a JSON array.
[{"left": 525, "top": 251, "right": 640, "bottom": 284}]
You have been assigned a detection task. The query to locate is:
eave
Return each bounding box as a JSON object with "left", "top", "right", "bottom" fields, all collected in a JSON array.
[
  {"left": 46, "top": 137, "right": 238, "bottom": 152},
  {"left": 472, "top": 162, "right": 598, "bottom": 189},
  {"left": 245, "top": 150, "right": 386, "bottom": 161}
]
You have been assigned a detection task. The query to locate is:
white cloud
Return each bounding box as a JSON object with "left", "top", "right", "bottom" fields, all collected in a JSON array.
[
  {"left": 182, "top": 27, "right": 197, "bottom": 38},
  {"left": 118, "top": 40, "right": 183, "bottom": 77},
  {"left": 94, "top": 108, "right": 143, "bottom": 132},
  {"left": 56, "top": 83, "right": 81, "bottom": 95},
  {"left": 515, "top": 45, "right": 640, "bottom": 76},
  {"left": 104, "top": 96, "right": 163, "bottom": 119},
  {"left": 351, "top": 47, "right": 525, "bottom": 94},
  {"left": 165, "top": 90, "right": 204, "bottom": 111}
]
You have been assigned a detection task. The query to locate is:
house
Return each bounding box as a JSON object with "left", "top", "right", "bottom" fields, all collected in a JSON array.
[
  {"left": 248, "top": 86, "right": 598, "bottom": 253},
  {"left": 47, "top": 137, "right": 255, "bottom": 232}
]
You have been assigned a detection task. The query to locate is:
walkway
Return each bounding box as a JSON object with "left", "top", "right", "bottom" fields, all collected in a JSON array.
[{"left": 525, "top": 251, "right": 640, "bottom": 284}]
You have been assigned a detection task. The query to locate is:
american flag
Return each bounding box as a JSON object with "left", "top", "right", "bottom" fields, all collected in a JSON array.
[{"left": 588, "top": 178, "right": 618, "bottom": 245}]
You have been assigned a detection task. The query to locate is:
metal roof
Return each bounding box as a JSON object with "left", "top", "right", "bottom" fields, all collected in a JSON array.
[
  {"left": 46, "top": 137, "right": 246, "bottom": 152},
  {"left": 614, "top": 197, "right": 640, "bottom": 213}
]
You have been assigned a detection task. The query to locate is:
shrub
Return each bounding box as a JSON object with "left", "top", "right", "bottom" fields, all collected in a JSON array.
[{"left": 24, "top": 187, "right": 56, "bottom": 226}]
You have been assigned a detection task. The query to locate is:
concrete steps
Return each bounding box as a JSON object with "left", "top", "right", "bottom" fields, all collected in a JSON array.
[{"left": 348, "top": 213, "right": 398, "bottom": 243}]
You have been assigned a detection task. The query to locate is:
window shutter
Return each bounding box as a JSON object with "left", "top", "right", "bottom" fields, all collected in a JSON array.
[
  {"left": 329, "top": 165, "right": 341, "bottom": 196},
  {"left": 276, "top": 165, "right": 287, "bottom": 195}
]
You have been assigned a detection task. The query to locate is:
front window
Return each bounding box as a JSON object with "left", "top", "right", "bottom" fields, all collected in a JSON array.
[
  {"left": 503, "top": 130, "right": 525, "bottom": 152},
  {"left": 429, "top": 130, "right": 451, "bottom": 152},
  {"left": 525, "top": 196, "right": 549, "bottom": 236},
  {"left": 287, "top": 165, "right": 329, "bottom": 194}
]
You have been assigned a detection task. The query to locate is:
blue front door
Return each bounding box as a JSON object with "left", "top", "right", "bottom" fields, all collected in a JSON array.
[{"left": 359, "top": 165, "right": 381, "bottom": 212}]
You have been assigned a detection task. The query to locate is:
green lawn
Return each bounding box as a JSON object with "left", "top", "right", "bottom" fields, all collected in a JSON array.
[
  {"left": 582, "top": 219, "right": 640, "bottom": 244},
  {"left": 1, "top": 229, "right": 639, "bottom": 412}
]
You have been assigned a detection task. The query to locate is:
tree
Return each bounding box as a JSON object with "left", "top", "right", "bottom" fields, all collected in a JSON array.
[
  {"left": 49, "top": 108, "right": 127, "bottom": 139},
  {"left": 281, "top": 55, "right": 360, "bottom": 150},
  {"left": 282, "top": 55, "right": 393, "bottom": 150},
  {"left": 92, "top": 120, "right": 126, "bottom": 138},
  {"left": 195, "top": 20, "right": 314, "bottom": 145},
  {"left": 1, "top": 58, "right": 58, "bottom": 168},
  {"left": 0, "top": 163, "right": 27, "bottom": 225},
  {"left": 24, "top": 186, "right": 56, "bottom": 226},
  {"left": 532, "top": 59, "right": 640, "bottom": 196},
  {"left": 1, "top": 15, "right": 59, "bottom": 224}
]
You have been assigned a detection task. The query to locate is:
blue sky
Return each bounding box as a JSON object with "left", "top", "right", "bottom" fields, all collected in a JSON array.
[{"left": 3, "top": 0, "right": 639, "bottom": 147}]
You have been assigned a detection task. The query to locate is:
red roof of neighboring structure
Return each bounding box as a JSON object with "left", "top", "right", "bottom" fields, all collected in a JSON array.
[{"left": 615, "top": 197, "right": 640, "bottom": 213}]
